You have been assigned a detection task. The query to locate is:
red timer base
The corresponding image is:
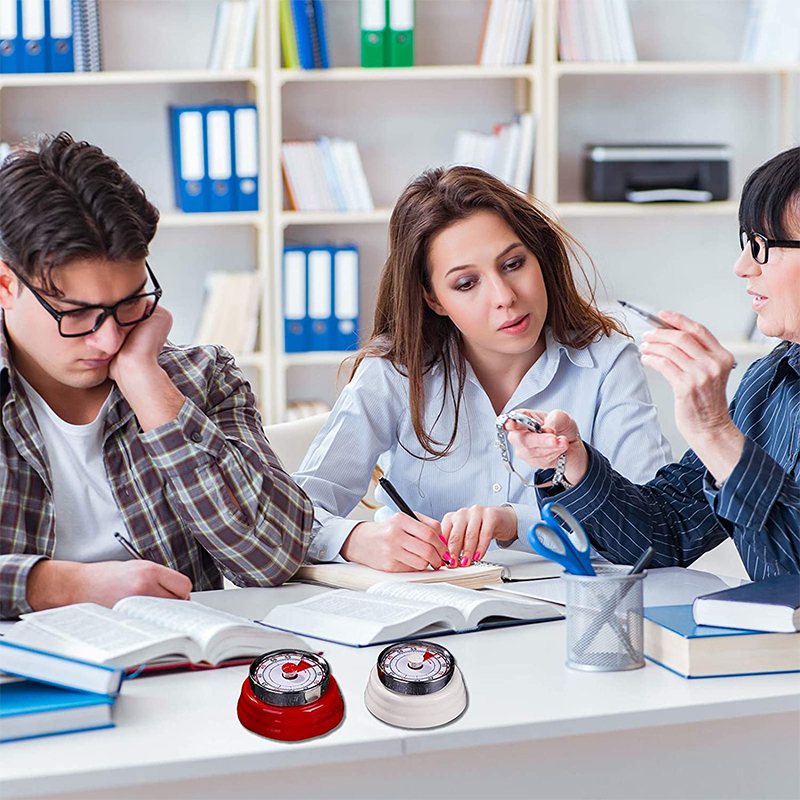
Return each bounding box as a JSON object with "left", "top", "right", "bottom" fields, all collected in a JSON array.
[{"left": 237, "top": 675, "right": 345, "bottom": 741}]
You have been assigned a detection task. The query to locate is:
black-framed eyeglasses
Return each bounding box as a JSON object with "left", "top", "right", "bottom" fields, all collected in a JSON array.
[
  {"left": 739, "top": 230, "right": 800, "bottom": 265},
  {"left": 9, "top": 262, "right": 162, "bottom": 338}
]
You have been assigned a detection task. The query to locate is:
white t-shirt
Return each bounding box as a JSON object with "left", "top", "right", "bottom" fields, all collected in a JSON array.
[{"left": 19, "top": 375, "right": 132, "bottom": 563}]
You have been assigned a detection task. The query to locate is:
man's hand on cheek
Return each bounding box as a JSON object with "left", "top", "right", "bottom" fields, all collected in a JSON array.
[{"left": 108, "top": 304, "right": 173, "bottom": 382}]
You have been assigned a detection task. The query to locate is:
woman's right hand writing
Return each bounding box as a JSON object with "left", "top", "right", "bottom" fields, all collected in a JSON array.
[
  {"left": 506, "top": 409, "right": 590, "bottom": 487},
  {"left": 340, "top": 512, "right": 449, "bottom": 571}
]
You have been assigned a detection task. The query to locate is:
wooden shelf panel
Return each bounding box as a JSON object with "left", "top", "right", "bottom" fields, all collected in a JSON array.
[
  {"left": 278, "top": 64, "right": 535, "bottom": 84},
  {"left": 159, "top": 211, "right": 265, "bottom": 229},
  {"left": 555, "top": 61, "right": 800, "bottom": 77},
  {"left": 282, "top": 352, "right": 354, "bottom": 367},
  {"left": 555, "top": 201, "right": 739, "bottom": 217},
  {"left": 280, "top": 209, "right": 393, "bottom": 227},
  {"left": 0, "top": 69, "right": 261, "bottom": 89}
]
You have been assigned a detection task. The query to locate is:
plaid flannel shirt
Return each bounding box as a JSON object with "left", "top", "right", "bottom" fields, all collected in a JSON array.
[{"left": 0, "top": 319, "right": 313, "bottom": 618}]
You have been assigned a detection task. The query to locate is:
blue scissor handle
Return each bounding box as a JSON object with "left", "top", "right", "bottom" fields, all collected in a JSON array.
[
  {"left": 528, "top": 522, "right": 592, "bottom": 576},
  {"left": 540, "top": 502, "right": 596, "bottom": 576}
]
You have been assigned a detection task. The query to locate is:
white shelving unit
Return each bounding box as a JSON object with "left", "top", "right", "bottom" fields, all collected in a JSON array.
[{"left": 1, "top": 0, "right": 796, "bottom": 439}]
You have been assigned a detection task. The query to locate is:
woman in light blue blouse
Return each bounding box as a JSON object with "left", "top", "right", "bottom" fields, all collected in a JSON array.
[{"left": 294, "top": 166, "right": 671, "bottom": 570}]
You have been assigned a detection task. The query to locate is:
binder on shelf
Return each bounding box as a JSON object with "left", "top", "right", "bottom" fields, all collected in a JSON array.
[
  {"left": 232, "top": 104, "right": 259, "bottom": 212},
  {"left": 333, "top": 246, "right": 359, "bottom": 351},
  {"left": 283, "top": 247, "right": 308, "bottom": 353},
  {"left": 387, "top": 0, "right": 413, "bottom": 67},
  {"left": 0, "top": 0, "right": 21, "bottom": 73},
  {"left": 205, "top": 106, "right": 235, "bottom": 213},
  {"left": 360, "top": 0, "right": 386, "bottom": 68},
  {"left": 169, "top": 106, "right": 208, "bottom": 214},
  {"left": 279, "top": 0, "right": 299, "bottom": 68},
  {"left": 307, "top": 247, "right": 334, "bottom": 351},
  {"left": 311, "top": 0, "right": 329, "bottom": 68},
  {"left": 290, "top": 0, "right": 315, "bottom": 69},
  {"left": 47, "top": 0, "right": 72, "bottom": 72},
  {"left": 20, "top": 0, "right": 48, "bottom": 73}
]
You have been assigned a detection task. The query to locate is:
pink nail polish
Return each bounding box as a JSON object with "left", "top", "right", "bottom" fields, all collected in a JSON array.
[
  {"left": 460, "top": 556, "right": 469, "bottom": 567},
  {"left": 444, "top": 551, "right": 451, "bottom": 560},
  {"left": 439, "top": 534, "right": 447, "bottom": 544},
  {"left": 474, "top": 551, "right": 481, "bottom": 561}
]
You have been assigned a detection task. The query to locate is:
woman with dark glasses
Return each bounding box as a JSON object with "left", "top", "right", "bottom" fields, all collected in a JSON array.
[{"left": 507, "top": 146, "right": 800, "bottom": 579}]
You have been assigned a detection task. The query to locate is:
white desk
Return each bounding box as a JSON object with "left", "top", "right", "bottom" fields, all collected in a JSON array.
[{"left": 3, "top": 585, "right": 799, "bottom": 800}]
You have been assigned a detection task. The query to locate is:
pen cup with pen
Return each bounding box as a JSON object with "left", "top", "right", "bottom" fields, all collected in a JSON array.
[{"left": 528, "top": 503, "right": 651, "bottom": 672}]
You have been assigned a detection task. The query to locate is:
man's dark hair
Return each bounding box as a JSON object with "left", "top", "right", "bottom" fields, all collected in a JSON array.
[
  {"left": 739, "top": 146, "right": 800, "bottom": 240},
  {"left": 0, "top": 132, "right": 159, "bottom": 294}
]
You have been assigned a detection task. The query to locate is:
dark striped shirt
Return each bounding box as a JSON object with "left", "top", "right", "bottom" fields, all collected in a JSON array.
[
  {"left": 0, "top": 321, "right": 314, "bottom": 618},
  {"left": 537, "top": 342, "right": 800, "bottom": 580}
]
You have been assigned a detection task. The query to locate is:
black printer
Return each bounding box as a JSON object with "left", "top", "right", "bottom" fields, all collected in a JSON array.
[{"left": 584, "top": 144, "right": 731, "bottom": 202}]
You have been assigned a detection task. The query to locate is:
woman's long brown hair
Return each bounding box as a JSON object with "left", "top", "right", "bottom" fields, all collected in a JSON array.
[{"left": 347, "top": 165, "right": 626, "bottom": 461}]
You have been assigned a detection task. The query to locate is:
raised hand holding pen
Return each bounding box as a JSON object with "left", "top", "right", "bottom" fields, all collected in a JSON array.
[{"left": 339, "top": 477, "right": 448, "bottom": 571}]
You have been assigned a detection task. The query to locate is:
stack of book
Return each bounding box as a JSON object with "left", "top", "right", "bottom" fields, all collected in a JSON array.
[
  {"left": 281, "top": 138, "right": 374, "bottom": 212},
  {"left": 207, "top": 0, "right": 260, "bottom": 71},
  {"left": 0, "top": 0, "right": 84, "bottom": 73},
  {"left": 283, "top": 245, "right": 359, "bottom": 352},
  {"left": 359, "top": 0, "right": 414, "bottom": 68},
  {"left": 478, "top": 0, "right": 535, "bottom": 66},
  {"left": 452, "top": 112, "right": 536, "bottom": 193},
  {"left": 740, "top": 0, "right": 800, "bottom": 64},
  {"left": 195, "top": 271, "right": 261, "bottom": 355},
  {"left": 558, "top": 0, "right": 637, "bottom": 63},
  {"left": 169, "top": 104, "right": 259, "bottom": 214},
  {"left": 280, "top": 0, "right": 330, "bottom": 70}
]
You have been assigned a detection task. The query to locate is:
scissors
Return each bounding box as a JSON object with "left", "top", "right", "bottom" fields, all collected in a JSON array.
[{"left": 527, "top": 502, "right": 595, "bottom": 576}]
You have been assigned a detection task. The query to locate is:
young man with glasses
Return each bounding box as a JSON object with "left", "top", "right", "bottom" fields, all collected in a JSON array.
[
  {"left": 0, "top": 133, "right": 313, "bottom": 619},
  {"left": 505, "top": 146, "right": 800, "bottom": 579}
]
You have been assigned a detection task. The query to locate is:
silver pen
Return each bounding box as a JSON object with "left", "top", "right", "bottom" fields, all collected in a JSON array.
[
  {"left": 114, "top": 531, "right": 144, "bottom": 560},
  {"left": 618, "top": 300, "right": 737, "bottom": 369}
]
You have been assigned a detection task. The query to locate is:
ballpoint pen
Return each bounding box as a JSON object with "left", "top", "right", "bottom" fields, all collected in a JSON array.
[
  {"left": 618, "top": 300, "right": 737, "bottom": 368},
  {"left": 378, "top": 477, "right": 453, "bottom": 565},
  {"left": 114, "top": 531, "right": 145, "bottom": 560}
]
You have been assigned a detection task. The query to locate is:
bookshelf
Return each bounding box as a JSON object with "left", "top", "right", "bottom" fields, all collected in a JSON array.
[{"left": 1, "top": 1, "right": 796, "bottom": 450}]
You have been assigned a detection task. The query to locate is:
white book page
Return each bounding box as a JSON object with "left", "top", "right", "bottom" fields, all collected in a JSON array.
[
  {"left": 7, "top": 604, "right": 188, "bottom": 664},
  {"left": 368, "top": 581, "right": 554, "bottom": 628},
  {"left": 114, "top": 597, "right": 260, "bottom": 653},
  {"left": 261, "top": 590, "right": 462, "bottom": 646}
]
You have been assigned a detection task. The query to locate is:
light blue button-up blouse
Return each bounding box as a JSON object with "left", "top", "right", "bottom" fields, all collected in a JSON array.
[{"left": 294, "top": 328, "right": 673, "bottom": 562}]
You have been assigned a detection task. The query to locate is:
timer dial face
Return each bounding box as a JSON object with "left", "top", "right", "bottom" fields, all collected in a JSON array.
[
  {"left": 377, "top": 641, "right": 455, "bottom": 696},
  {"left": 248, "top": 650, "right": 330, "bottom": 707}
]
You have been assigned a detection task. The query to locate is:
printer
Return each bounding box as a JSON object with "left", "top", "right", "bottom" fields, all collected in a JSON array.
[{"left": 584, "top": 144, "right": 731, "bottom": 202}]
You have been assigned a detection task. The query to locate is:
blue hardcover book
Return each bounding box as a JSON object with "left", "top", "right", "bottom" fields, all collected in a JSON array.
[
  {"left": 20, "top": 0, "right": 48, "bottom": 73},
  {"left": 0, "top": 0, "right": 22, "bottom": 73},
  {"left": 312, "top": 0, "right": 329, "bottom": 68},
  {"left": 643, "top": 604, "right": 800, "bottom": 679},
  {"left": 0, "top": 680, "right": 114, "bottom": 742},
  {"left": 333, "top": 245, "right": 359, "bottom": 351},
  {"left": 46, "top": 0, "right": 72, "bottom": 72},
  {"left": 169, "top": 105, "right": 209, "bottom": 213},
  {"left": 290, "top": 0, "right": 315, "bottom": 69},
  {"left": 693, "top": 574, "right": 800, "bottom": 633},
  {"left": 231, "top": 104, "right": 259, "bottom": 212},
  {"left": 283, "top": 246, "right": 309, "bottom": 352},
  {"left": 0, "top": 640, "right": 123, "bottom": 696},
  {"left": 203, "top": 106, "right": 235, "bottom": 213},
  {"left": 307, "top": 247, "right": 334, "bottom": 351}
]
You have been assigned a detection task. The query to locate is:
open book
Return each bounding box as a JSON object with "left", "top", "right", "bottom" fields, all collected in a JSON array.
[
  {"left": 3, "top": 598, "right": 307, "bottom": 670},
  {"left": 262, "top": 580, "right": 564, "bottom": 646}
]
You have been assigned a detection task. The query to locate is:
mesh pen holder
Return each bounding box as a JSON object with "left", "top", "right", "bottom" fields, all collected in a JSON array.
[{"left": 563, "top": 566, "right": 646, "bottom": 672}]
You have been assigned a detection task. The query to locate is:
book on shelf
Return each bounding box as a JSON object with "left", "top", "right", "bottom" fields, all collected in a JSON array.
[
  {"left": 195, "top": 270, "right": 260, "bottom": 355},
  {"left": 740, "top": 0, "right": 800, "bottom": 64},
  {"left": 262, "top": 580, "right": 563, "bottom": 646},
  {"left": 285, "top": 399, "right": 332, "bottom": 421},
  {"left": 452, "top": 112, "right": 536, "bottom": 193},
  {"left": 2, "top": 597, "right": 308, "bottom": 670},
  {"left": 558, "top": 0, "right": 637, "bottom": 63},
  {"left": 478, "top": 0, "right": 534, "bottom": 67},
  {"left": 643, "top": 604, "right": 800, "bottom": 679},
  {"left": 693, "top": 575, "right": 800, "bottom": 634},
  {"left": 0, "top": 679, "right": 115, "bottom": 743},
  {"left": 0, "top": 640, "right": 124, "bottom": 697},
  {"left": 207, "top": 0, "right": 260, "bottom": 72},
  {"left": 280, "top": 0, "right": 330, "bottom": 70},
  {"left": 282, "top": 138, "right": 374, "bottom": 212}
]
